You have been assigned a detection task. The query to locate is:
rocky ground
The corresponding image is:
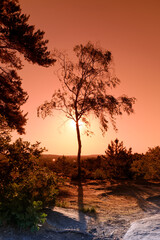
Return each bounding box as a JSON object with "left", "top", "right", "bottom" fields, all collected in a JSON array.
[{"left": 1, "top": 179, "right": 160, "bottom": 239}]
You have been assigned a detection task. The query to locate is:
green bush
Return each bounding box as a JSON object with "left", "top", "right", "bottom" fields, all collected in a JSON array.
[
  {"left": 0, "top": 138, "right": 58, "bottom": 230},
  {"left": 0, "top": 198, "right": 47, "bottom": 231},
  {"left": 92, "top": 168, "right": 106, "bottom": 180},
  {"left": 131, "top": 147, "right": 160, "bottom": 180}
]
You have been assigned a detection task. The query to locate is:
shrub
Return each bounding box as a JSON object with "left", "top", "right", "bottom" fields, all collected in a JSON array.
[
  {"left": 0, "top": 138, "right": 58, "bottom": 230},
  {"left": 0, "top": 198, "right": 47, "bottom": 231},
  {"left": 54, "top": 156, "right": 76, "bottom": 177},
  {"left": 131, "top": 147, "right": 160, "bottom": 180},
  {"left": 82, "top": 157, "right": 102, "bottom": 172},
  {"left": 92, "top": 168, "right": 106, "bottom": 180}
]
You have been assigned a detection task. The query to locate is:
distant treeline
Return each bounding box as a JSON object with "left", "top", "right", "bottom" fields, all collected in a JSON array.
[
  {"left": 39, "top": 139, "right": 160, "bottom": 181},
  {"left": 39, "top": 154, "right": 98, "bottom": 162}
]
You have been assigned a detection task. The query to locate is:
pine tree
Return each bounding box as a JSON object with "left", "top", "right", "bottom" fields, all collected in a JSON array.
[{"left": 0, "top": 0, "right": 55, "bottom": 134}]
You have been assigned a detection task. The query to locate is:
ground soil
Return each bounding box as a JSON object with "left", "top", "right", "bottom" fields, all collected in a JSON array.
[
  {"left": 1, "top": 179, "right": 160, "bottom": 239},
  {"left": 57, "top": 179, "right": 160, "bottom": 239}
]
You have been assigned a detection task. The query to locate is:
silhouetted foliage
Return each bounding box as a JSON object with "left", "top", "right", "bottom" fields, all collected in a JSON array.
[
  {"left": 0, "top": 138, "right": 58, "bottom": 230},
  {"left": 103, "top": 139, "right": 133, "bottom": 179},
  {"left": 131, "top": 146, "right": 160, "bottom": 180},
  {"left": 54, "top": 156, "right": 76, "bottom": 177},
  {"left": 0, "top": 0, "right": 55, "bottom": 134},
  {"left": 39, "top": 143, "right": 160, "bottom": 182},
  {"left": 38, "top": 42, "right": 135, "bottom": 178},
  {"left": 82, "top": 156, "right": 102, "bottom": 171}
]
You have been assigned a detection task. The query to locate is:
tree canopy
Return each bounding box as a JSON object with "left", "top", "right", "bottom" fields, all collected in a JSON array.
[
  {"left": 38, "top": 42, "right": 136, "bottom": 178},
  {"left": 0, "top": 0, "right": 55, "bottom": 134}
]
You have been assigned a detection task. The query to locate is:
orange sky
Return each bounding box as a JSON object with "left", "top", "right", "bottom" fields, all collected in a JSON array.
[{"left": 13, "top": 0, "right": 160, "bottom": 155}]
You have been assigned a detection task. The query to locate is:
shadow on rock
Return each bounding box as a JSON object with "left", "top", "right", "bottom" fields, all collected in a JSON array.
[{"left": 45, "top": 207, "right": 86, "bottom": 232}]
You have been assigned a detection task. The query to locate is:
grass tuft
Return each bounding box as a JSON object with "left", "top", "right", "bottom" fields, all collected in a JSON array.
[
  {"left": 55, "top": 200, "right": 69, "bottom": 208},
  {"left": 81, "top": 206, "right": 96, "bottom": 214}
]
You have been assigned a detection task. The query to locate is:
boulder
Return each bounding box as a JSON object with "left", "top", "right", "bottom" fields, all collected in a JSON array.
[{"left": 123, "top": 214, "right": 160, "bottom": 240}]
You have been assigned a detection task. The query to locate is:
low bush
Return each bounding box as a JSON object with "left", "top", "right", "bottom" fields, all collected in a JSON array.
[
  {"left": 131, "top": 147, "right": 160, "bottom": 180},
  {"left": 0, "top": 138, "right": 59, "bottom": 230},
  {"left": 92, "top": 168, "right": 106, "bottom": 180}
]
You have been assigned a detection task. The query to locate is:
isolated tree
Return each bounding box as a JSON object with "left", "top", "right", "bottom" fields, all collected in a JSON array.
[
  {"left": 38, "top": 42, "right": 135, "bottom": 178},
  {"left": 0, "top": 0, "right": 55, "bottom": 134}
]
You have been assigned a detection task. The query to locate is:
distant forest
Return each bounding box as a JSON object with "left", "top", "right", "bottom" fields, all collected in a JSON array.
[{"left": 39, "top": 139, "right": 160, "bottom": 181}]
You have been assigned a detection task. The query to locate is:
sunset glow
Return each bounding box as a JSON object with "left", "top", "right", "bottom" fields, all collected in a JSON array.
[
  {"left": 11, "top": 0, "right": 160, "bottom": 155},
  {"left": 70, "top": 120, "right": 76, "bottom": 129},
  {"left": 69, "top": 120, "right": 84, "bottom": 129}
]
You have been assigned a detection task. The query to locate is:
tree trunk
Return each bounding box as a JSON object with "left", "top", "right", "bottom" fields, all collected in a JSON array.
[{"left": 76, "top": 120, "right": 82, "bottom": 179}]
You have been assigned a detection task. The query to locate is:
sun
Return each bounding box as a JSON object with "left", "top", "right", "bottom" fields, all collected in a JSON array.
[
  {"left": 69, "top": 120, "right": 76, "bottom": 128},
  {"left": 69, "top": 120, "right": 84, "bottom": 128}
]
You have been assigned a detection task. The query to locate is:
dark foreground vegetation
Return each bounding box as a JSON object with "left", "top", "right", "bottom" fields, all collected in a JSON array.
[
  {"left": 0, "top": 0, "right": 55, "bottom": 231},
  {"left": 1, "top": 136, "right": 160, "bottom": 232},
  {"left": 0, "top": 137, "right": 59, "bottom": 231}
]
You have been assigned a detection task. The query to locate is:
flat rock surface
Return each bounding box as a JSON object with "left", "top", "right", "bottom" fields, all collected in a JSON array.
[
  {"left": 123, "top": 214, "right": 160, "bottom": 240},
  {"left": 45, "top": 206, "right": 90, "bottom": 232},
  {"left": 0, "top": 207, "right": 107, "bottom": 240}
]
